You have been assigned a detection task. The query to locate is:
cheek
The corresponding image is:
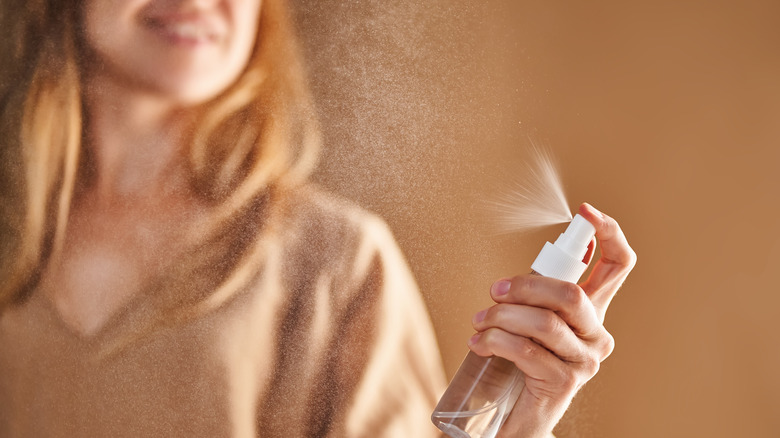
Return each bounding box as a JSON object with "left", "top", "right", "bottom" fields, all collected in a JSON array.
[
  {"left": 82, "top": 1, "right": 141, "bottom": 61},
  {"left": 217, "top": 1, "right": 262, "bottom": 85},
  {"left": 231, "top": 1, "right": 262, "bottom": 56}
]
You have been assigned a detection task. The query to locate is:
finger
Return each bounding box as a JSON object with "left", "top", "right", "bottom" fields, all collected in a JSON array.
[
  {"left": 577, "top": 203, "right": 637, "bottom": 320},
  {"left": 468, "top": 328, "right": 573, "bottom": 382},
  {"left": 490, "top": 275, "right": 602, "bottom": 338},
  {"left": 472, "top": 304, "right": 585, "bottom": 362},
  {"left": 578, "top": 203, "right": 635, "bottom": 267}
]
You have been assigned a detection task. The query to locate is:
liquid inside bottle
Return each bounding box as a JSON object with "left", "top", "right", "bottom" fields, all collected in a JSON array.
[{"left": 431, "top": 351, "right": 525, "bottom": 438}]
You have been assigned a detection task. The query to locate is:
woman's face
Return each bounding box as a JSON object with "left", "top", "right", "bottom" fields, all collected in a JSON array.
[{"left": 82, "top": 0, "right": 262, "bottom": 105}]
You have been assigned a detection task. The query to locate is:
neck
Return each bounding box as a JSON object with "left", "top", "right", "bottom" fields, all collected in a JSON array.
[{"left": 82, "top": 74, "right": 197, "bottom": 204}]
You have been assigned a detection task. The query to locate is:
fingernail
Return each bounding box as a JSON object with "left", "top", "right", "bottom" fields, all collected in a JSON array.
[
  {"left": 492, "top": 280, "right": 511, "bottom": 297},
  {"left": 468, "top": 333, "right": 481, "bottom": 346},
  {"left": 473, "top": 309, "right": 487, "bottom": 324}
]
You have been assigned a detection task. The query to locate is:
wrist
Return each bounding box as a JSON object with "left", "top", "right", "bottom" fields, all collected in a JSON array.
[{"left": 497, "top": 395, "right": 570, "bottom": 438}]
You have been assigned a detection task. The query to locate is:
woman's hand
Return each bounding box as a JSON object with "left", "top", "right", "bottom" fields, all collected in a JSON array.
[{"left": 468, "top": 203, "right": 637, "bottom": 437}]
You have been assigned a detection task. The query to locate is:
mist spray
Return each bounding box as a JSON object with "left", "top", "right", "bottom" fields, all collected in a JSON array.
[{"left": 431, "top": 214, "right": 596, "bottom": 438}]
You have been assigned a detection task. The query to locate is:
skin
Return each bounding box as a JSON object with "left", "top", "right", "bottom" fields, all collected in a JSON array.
[
  {"left": 44, "top": 0, "right": 262, "bottom": 336},
  {"left": 469, "top": 203, "right": 637, "bottom": 437}
]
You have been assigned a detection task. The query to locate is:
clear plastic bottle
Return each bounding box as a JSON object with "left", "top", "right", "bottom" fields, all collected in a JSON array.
[{"left": 432, "top": 214, "right": 596, "bottom": 438}]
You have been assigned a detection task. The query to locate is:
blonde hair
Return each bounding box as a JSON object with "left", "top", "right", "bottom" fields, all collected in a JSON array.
[{"left": 0, "top": 0, "right": 321, "bottom": 328}]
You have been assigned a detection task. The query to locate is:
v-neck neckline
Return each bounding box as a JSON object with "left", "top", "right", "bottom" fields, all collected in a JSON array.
[{"left": 35, "top": 281, "right": 148, "bottom": 344}]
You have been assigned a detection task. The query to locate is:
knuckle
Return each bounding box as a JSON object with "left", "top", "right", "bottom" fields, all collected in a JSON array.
[
  {"left": 555, "top": 366, "right": 580, "bottom": 394},
  {"left": 601, "top": 214, "right": 619, "bottom": 236},
  {"left": 517, "top": 337, "right": 540, "bottom": 359},
  {"left": 513, "top": 274, "right": 534, "bottom": 295},
  {"left": 600, "top": 331, "right": 616, "bottom": 359},
  {"left": 480, "top": 328, "right": 502, "bottom": 349},
  {"left": 534, "top": 311, "right": 563, "bottom": 337},
  {"left": 489, "top": 304, "right": 510, "bottom": 325},
  {"left": 560, "top": 282, "right": 586, "bottom": 310},
  {"left": 583, "top": 355, "right": 601, "bottom": 378},
  {"left": 559, "top": 358, "right": 600, "bottom": 391},
  {"left": 626, "top": 248, "right": 638, "bottom": 269},
  {"left": 617, "top": 245, "right": 638, "bottom": 271}
]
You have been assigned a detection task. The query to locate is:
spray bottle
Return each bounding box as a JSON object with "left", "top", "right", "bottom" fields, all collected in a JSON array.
[{"left": 431, "top": 214, "right": 596, "bottom": 438}]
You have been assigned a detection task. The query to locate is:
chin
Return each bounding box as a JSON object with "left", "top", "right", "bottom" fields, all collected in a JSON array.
[
  {"left": 145, "top": 73, "right": 239, "bottom": 107},
  {"left": 165, "top": 87, "right": 225, "bottom": 107}
]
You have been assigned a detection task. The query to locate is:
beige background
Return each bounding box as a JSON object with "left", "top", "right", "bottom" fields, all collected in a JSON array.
[{"left": 295, "top": 1, "right": 780, "bottom": 437}]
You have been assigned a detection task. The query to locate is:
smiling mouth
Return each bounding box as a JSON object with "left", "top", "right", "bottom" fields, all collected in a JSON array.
[{"left": 144, "top": 16, "right": 222, "bottom": 46}]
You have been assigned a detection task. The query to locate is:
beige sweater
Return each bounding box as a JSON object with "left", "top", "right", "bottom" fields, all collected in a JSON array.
[{"left": 0, "top": 187, "right": 446, "bottom": 437}]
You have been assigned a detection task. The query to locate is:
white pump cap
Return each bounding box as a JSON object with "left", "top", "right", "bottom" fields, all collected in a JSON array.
[{"left": 530, "top": 214, "right": 596, "bottom": 283}]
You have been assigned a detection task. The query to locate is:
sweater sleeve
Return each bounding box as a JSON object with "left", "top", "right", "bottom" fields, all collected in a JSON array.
[
  {"left": 339, "top": 216, "right": 446, "bottom": 438},
  {"left": 254, "top": 192, "right": 446, "bottom": 437}
]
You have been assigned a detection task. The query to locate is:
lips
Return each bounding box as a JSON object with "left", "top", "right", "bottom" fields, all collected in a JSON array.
[{"left": 143, "top": 14, "right": 224, "bottom": 46}]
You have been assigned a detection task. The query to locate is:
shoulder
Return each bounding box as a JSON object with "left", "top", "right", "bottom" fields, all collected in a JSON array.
[
  {"left": 273, "top": 184, "right": 401, "bottom": 286},
  {"left": 281, "top": 184, "right": 382, "bottom": 228},
  {"left": 279, "top": 184, "right": 393, "bottom": 249}
]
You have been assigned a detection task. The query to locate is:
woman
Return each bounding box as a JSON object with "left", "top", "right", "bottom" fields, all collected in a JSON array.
[{"left": 0, "top": 0, "right": 635, "bottom": 437}]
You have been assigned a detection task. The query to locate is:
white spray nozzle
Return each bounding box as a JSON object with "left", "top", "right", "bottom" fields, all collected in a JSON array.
[
  {"left": 553, "top": 214, "right": 596, "bottom": 261},
  {"left": 531, "top": 213, "right": 596, "bottom": 283}
]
